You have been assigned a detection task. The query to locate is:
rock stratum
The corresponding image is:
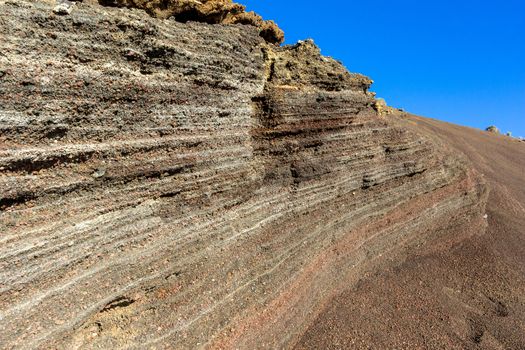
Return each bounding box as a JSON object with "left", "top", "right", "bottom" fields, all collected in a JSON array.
[
  {"left": 0, "top": 1, "right": 488, "bottom": 349},
  {"left": 297, "top": 116, "right": 525, "bottom": 349}
]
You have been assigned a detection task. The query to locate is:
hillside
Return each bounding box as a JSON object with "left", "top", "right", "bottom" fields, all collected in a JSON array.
[
  {"left": 0, "top": 1, "right": 522, "bottom": 349},
  {"left": 297, "top": 115, "right": 525, "bottom": 349}
]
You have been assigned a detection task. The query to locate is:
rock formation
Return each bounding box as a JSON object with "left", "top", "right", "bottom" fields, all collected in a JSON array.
[
  {"left": 0, "top": 1, "right": 487, "bottom": 348},
  {"left": 91, "top": 0, "right": 284, "bottom": 44}
]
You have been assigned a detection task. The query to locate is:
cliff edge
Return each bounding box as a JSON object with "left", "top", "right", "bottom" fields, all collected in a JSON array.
[{"left": 0, "top": 1, "right": 488, "bottom": 349}]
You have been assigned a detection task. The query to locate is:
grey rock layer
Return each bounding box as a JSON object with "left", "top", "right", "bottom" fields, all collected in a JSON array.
[{"left": 0, "top": 1, "right": 487, "bottom": 349}]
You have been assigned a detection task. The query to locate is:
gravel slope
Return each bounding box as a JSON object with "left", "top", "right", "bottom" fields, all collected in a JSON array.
[{"left": 297, "top": 115, "right": 525, "bottom": 350}]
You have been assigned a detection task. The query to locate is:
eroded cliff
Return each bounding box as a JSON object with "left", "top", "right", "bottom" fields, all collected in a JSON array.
[{"left": 0, "top": 1, "right": 487, "bottom": 349}]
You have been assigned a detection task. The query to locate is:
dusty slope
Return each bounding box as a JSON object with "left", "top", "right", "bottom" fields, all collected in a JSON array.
[{"left": 297, "top": 115, "right": 525, "bottom": 349}]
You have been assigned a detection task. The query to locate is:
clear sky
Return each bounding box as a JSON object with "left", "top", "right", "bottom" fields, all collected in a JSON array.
[{"left": 242, "top": 0, "right": 525, "bottom": 137}]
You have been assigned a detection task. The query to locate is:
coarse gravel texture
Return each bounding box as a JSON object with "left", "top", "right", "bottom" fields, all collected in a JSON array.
[{"left": 297, "top": 115, "right": 525, "bottom": 350}]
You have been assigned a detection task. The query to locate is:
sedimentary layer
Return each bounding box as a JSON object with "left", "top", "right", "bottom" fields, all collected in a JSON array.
[
  {"left": 0, "top": 1, "right": 486, "bottom": 349},
  {"left": 296, "top": 116, "right": 525, "bottom": 350}
]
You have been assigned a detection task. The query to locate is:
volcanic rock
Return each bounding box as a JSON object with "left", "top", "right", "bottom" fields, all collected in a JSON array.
[
  {"left": 93, "top": 0, "right": 284, "bottom": 44},
  {"left": 0, "top": 1, "right": 488, "bottom": 349}
]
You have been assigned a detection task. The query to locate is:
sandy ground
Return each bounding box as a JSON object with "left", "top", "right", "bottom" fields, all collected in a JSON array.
[{"left": 296, "top": 115, "right": 525, "bottom": 349}]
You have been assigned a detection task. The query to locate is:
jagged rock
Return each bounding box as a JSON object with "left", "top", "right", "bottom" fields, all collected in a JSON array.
[
  {"left": 93, "top": 0, "right": 284, "bottom": 44},
  {"left": 373, "top": 98, "right": 388, "bottom": 116},
  {"left": 263, "top": 39, "right": 372, "bottom": 92},
  {"left": 0, "top": 1, "right": 487, "bottom": 349}
]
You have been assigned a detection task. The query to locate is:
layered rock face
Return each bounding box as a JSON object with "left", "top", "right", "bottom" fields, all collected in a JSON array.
[
  {"left": 89, "top": 0, "right": 284, "bottom": 44},
  {"left": 0, "top": 1, "right": 486, "bottom": 349}
]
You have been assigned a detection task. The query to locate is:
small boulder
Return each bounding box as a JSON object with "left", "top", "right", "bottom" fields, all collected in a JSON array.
[
  {"left": 485, "top": 125, "right": 499, "bottom": 133},
  {"left": 92, "top": 167, "right": 107, "bottom": 179},
  {"left": 53, "top": 0, "right": 74, "bottom": 15}
]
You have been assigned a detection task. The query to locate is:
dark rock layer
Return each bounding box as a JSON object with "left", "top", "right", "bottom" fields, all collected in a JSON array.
[{"left": 0, "top": 1, "right": 487, "bottom": 349}]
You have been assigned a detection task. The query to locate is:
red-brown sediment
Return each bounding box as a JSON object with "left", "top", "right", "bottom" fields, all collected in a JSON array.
[{"left": 297, "top": 116, "right": 525, "bottom": 349}]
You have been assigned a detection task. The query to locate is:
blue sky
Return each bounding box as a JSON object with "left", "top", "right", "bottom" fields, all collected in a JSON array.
[{"left": 242, "top": 0, "right": 525, "bottom": 137}]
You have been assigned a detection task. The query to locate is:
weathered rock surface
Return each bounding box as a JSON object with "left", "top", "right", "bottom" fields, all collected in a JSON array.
[
  {"left": 0, "top": 1, "right": 487, "bottom": 349},
  {"left": 92, "top": 0, "right": 284, "bottom": 44}
]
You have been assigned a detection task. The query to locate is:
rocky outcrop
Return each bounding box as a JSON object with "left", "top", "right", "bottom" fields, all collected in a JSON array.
[
  {"left": 0, "top": 1, "right": 487, "bottom": 349},
  {"left": 94, "top": 0, "right": 284, "bottom": 44}
]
